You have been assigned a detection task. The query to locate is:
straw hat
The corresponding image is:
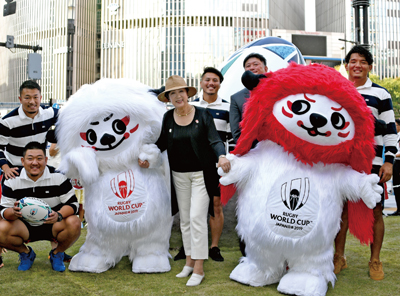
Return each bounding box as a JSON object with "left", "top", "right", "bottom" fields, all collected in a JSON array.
[{"left": 158, "top": 75, "right": 197, "bottom": 102}]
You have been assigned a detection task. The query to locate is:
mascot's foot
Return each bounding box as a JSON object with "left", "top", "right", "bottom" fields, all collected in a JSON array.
[
  {"left": 68, "top": 252, "right": 112, "bottom": 273},
  {"left": 132, "top": 254, "right": 170, "bottom": 273},
  {"left": 230, "top": 258, "right": 282, "bottom": 287},
  {"left": 278, "top": 271, "right": 328, "bottom": 296}
]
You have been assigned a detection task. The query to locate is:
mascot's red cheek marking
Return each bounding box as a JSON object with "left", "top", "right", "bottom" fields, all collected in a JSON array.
[
  {"left": 79, "top": 132, "right": 98, "bottom": 150},
  {"left": 338, "top": 131, "right": 350, "bottom": 138},
  {"left": 282, "top": 106, "right": 293, "bottom": 118},
  {"left": 122, "top": 115, "right": 130, "bottom": 126},
  {"left": 80, "top": 145, "right": 97, "bottom": 150},
  {"left": 130, "top": 124, "right": 139, "bottom": 133},
  {"left": 342, "top": 122, "right": 350, "bottom": 130},
  {"left": 297, "top": 120, "right": 303, "bottom": 127},
  {"left": 124, "top": 123, "right": 139, "bottom": 139},
  {"left": 325, "top": 131, "right": 331, "bottom": 137}
]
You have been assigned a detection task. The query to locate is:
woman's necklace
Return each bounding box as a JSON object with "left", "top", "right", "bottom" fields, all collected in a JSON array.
[{"left": 175, "top": 106, "right": 194, "bottom": 117}]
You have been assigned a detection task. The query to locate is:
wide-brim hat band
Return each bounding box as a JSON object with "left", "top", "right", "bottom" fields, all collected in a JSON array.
[{"left": 158, "top": 75, "right": 197, "bottom": 102}]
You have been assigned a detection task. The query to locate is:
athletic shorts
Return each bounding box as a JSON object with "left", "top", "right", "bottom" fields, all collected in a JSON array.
[
  {"left": 371, "top": 165, "right": 385, "bottom": 205},
  {"left": 21, "top": 219, "right": 56, "bottom": 243}
]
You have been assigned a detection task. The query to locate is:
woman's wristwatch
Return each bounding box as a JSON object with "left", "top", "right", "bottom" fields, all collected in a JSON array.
[{"left": 219, "top": 155, "right": 226, "bottom": 159}]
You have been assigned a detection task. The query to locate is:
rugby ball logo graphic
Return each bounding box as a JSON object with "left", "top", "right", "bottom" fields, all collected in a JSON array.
[
  {"left": 281, "top": 178, "right": 310, "bottom": 211},
  {"left": 110, "top": 170, "right": 135, "bottom": 199}
]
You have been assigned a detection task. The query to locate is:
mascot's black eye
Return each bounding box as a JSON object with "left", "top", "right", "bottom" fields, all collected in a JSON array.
[
  {"left": 112, "top": 119, "right": 126, "bottom": 135},
  {"left": 291, "top": 100, "right": 311, "bottom": 115},
  {"left": 331, "top": 112, "right": 346, "bottom": 129},
  {"left": 86, "top": 129, "right": 97, "bottom": 145}
]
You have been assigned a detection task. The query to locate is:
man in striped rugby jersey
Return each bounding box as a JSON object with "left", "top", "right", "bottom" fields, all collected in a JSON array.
[
  {"left": 0, "top": 80, "right": 58, "bottom": 180},
  {"left": 334, "top": 45, "right": 397, "bottom": 281},
  {"left": 0, "top": 142, "right": 80, "bottom": 272}
]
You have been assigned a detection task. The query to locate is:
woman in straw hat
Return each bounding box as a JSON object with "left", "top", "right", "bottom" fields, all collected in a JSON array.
[{"left": 139, "top": 75, "right": 231, "bottom": 286}]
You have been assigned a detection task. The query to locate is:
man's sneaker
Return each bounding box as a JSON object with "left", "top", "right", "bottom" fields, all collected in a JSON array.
[
  {"left": 18, "top": 246, "right": 36, "bottom": 271},
  {"left": 333, "top": 254, "right": 347, "bottom": 274},
  {"left": 209, "top": 246, "right": 224, "bottom": 262},
  {"left": 63, "top": 253, "right": 72, "bottom": 262},
  {"left": 49, "top": 249, "right": 66, "bottom": 272},
  {"left": 174, "top": 246, "right": 186, "bottom": 261},
  {"left": 369, "top": 259, "right": 384, "bottom": 280}
]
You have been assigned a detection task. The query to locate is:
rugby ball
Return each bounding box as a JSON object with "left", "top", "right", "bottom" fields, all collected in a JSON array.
[{"left": 19, "top": 197, "right": 52, "bottom": 225}]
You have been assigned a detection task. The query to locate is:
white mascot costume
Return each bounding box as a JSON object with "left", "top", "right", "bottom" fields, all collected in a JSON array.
[
  {"left": 219, "top": 64, "right": 382, "bottom": 296},
  {"left": 56, "top": 79, "right": 173, "bottom": 273}
]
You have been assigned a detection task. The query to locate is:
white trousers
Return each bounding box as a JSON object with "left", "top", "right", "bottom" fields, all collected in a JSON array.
[{"left": 172, "top": 170, "right": 210, "bottom": 260}]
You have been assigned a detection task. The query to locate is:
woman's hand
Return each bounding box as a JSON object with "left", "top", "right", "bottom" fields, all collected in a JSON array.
[
  {"left": 218, "top": 156, "right": 231, "bottom": 173},
  {"left": 138, "top": 158, "right": 150, "bottom": 169}
]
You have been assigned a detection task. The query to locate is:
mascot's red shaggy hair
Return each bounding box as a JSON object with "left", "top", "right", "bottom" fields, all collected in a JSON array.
[{"left": 222, "top": 63, "right": 376, "bottom": 245}]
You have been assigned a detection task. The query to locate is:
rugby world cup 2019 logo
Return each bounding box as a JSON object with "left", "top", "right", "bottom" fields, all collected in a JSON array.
[
  {"left": 71, "top": 178, "right": 83, "bottom": 189},
  {"left": 110, "top": 170, "right": 135, "bottom": 199},
  {"left": 30, "top": 208, "right": 38, "bottom": 216},
  {"left": 281, "top": 178, "right": 310, "bottom": 211}
]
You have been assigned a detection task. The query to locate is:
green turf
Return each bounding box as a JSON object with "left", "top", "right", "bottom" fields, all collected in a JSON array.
[{"left": 1, "top": 217, "right": 399, "bottom": 296}]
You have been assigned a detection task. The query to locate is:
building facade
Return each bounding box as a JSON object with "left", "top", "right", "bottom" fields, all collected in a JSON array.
[
  {"left": 369, "top": 0, "right": 400, "bottom": 78},
  {"left": 272, "top": 29, "right": 345, "bottom": 67},
  {"left": 0, "top": 0, "right": 97, "bottom": 105},
  {"left": 99, "top": 0, "right": 305, "bottom": 90},
  {"left": 316, "top": 0, "right": 400, "bottom": 79},
  {"left": 1, "top": 0, "right": 306, "bottom": 105}
]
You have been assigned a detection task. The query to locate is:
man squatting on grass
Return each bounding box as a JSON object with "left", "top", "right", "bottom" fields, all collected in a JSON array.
[
  {"left": 0, "top": 142, "right": 81, "bottom": 272},
  {"left": 333, "top": 45, "right": 397, "bottom": 281}
]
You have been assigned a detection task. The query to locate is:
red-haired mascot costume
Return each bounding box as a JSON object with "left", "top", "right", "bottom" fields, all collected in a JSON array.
[
  {"left": 56, "top": 79, "right": 172, "bottom": 273},
  {"left": 219, "top": 63, "right": 382, "bottom": 296}
]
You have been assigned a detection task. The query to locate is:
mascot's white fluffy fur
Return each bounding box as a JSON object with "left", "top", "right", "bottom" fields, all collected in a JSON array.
[
  {"left": 219, "top": 64, "right": 382, "bottom": 296},
  {"left": 56, "top": 78, "right": 172, "bottom": 273}
]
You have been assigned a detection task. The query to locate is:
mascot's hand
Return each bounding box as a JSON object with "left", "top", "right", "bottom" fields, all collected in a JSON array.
[
  {"left": 359, "top": 174, "right": 383, "bottom": 209},
  {"left": 58, "top": 147, "right": 99, "bottom": 185},
  {"left": 138, "top": 144, "right": 162, "bottom": 169},
  {"left": 218, "top": 154, "right": 239, "bottom": 185}
]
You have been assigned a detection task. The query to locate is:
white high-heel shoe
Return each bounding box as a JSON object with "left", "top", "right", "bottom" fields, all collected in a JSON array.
[
  {"left": 176, "top": 265, "right": 194, "bottom": 278},
  {"left": 186, "top": 273, "right": 205, "bottom": 286}
]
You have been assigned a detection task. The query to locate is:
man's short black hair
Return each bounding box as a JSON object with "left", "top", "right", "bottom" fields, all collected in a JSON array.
[
  {"left": 19, "top": 80, "right": 41, "bottom": 95},
  {"left": 243, "top": 53, "right": 267, "bottom": 68},
  {"left": 22, "top": 142, "right": 46, "bottom": 158},
  {"left": 201, "top": 67, "right": 224, "bottom": 83},
  {"left": 345, "top": 45, "right": 374, "bottom": 65}
]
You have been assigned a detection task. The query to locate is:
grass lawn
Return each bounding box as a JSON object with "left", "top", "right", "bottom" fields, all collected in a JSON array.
[{"left": 1, "top": 216, "right": 399, "bottom": 296}]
